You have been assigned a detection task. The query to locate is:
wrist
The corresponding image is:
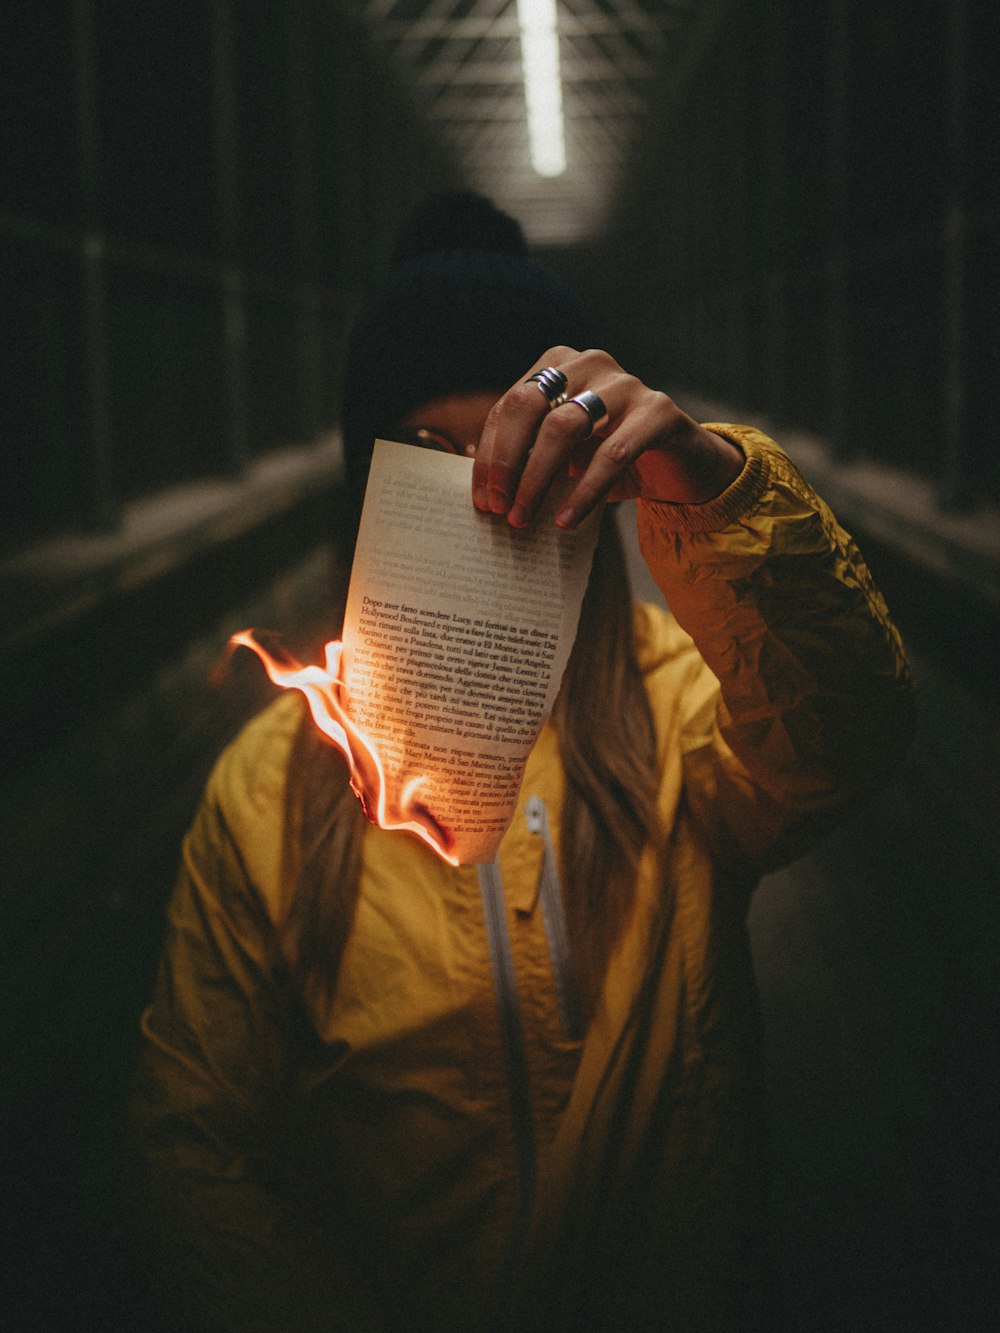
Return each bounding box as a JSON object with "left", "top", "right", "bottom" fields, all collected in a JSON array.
[{"left": 639, "top": 421, "right": 745, "bottom": 504}]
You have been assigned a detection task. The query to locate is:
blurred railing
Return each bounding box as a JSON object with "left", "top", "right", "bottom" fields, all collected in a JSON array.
[
  {"left": 585, "top": 0, "right": 998, "bottom": 515},
  {"left": 0, "top": 0, "right": 456, "bottom": 556}
]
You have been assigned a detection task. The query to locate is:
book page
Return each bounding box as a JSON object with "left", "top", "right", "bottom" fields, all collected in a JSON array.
[{"left": 341, "top": 439, "right": 601, "bottom": 864}]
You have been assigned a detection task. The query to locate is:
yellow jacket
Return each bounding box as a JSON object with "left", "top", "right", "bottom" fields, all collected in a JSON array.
[{"left": 127, "top": 428, "right": 914, "bottom": 1331}]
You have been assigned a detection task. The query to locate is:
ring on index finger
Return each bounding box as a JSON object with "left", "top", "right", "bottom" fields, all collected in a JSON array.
[
  {"left": 564, "top": 390, "right": 609, "bottom": 434},
  {"left": 526, "top": 367, "right": 568, "bottom": 410}
]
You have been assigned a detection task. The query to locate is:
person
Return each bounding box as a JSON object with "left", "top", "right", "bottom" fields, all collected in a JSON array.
[{"left": 125, "top": 193, "right": 915, "bottom": 1331}]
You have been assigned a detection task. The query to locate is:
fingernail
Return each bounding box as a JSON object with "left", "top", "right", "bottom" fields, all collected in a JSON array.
[
  {"left": 488, "top": 487, "right": 509, "bottom": 514},
  {"left": 473, "top": 485, "right": 488, "bottom": 509},
  {"left": 555, "top": 507, "right": 575, "bottom": 529},
  {"left": 508, "top": 503, "right": 528, "bottom": 527}
]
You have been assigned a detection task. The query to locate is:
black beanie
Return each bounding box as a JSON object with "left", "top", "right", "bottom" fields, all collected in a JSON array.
[{"left": 340, "top": 192, "right": 603, "bottom": 494}]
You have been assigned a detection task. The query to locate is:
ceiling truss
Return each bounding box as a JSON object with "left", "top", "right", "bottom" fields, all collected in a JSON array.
[{"left": 351, "top": 0, "right": 707, "bottom": 243}]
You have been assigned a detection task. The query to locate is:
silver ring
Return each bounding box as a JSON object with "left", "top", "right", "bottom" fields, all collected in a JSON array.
[
  {"left": 527, "top": 366, "right": 568, "bottom": 409},
  {"left": 565, "top": 390, "right": 609, "bottom": 433}
]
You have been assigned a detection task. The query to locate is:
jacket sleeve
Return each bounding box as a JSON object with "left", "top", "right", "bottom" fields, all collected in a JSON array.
[
  {"left": 124, "top": 756, "right": 385, "bottom": 1332},
  {"left": 637, "top": 423, "right": 915, "bottom": 876}
]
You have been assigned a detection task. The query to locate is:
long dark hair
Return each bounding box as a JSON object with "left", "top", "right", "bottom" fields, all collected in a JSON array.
[{"left": 281, "top": 511, "right": 662, "bottom": 1024}]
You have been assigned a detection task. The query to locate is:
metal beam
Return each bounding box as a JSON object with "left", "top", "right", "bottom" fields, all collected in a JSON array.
[{"left": 352, "top": 0, "right": 707, "bottom": 244}]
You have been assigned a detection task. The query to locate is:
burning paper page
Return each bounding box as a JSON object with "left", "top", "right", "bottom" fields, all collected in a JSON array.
[{"left": 340, "top": 439, "right": 601, "bottom": 864}]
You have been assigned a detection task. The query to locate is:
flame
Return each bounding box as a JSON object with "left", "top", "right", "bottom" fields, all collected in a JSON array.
[{"left": 231, "top": 630, "right": 459, "bottom": 864}]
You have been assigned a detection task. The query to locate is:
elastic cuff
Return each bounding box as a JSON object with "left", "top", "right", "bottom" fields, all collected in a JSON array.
[{"left": 638, "top": 424, "right": 773, "bottom": 534}]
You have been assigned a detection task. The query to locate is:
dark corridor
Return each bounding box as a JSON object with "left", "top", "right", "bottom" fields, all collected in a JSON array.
[{"left": 2, "top": 3, "right": 997, "bottom": 1329}]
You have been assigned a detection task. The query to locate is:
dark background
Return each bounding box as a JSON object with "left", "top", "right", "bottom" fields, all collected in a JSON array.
[{"left": 1, "top": 2, "right": 996, "bottom": 1328}]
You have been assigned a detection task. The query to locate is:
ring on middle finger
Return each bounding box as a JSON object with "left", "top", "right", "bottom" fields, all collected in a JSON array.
[
  {"left": 563, "top": 389, "right": 609, "bottom": 434},
  {"left": 527, "top": 366, "right": 568, "bottom": 410}
]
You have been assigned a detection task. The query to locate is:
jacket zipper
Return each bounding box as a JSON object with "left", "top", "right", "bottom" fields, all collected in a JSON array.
[
  {"left": 524, "top": 795, "right": 584, "bottom": 1041},
  {"left": 478, "top": 859, "right": 536, "bottom": 1329}
]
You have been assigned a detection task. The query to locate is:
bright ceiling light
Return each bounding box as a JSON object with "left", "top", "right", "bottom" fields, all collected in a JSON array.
[{"left": 516, "top": 0, "right": 567, "bottom": 177}]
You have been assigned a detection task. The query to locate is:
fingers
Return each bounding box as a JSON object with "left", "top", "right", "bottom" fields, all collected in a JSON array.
[
  {"left": 553, "top": 390, "right": 682, "bottom": 527},
  {"left": 473, "top": 347, "right": 627, "bottom": 525},
  {"left": 508, "top": 378, "right": 626, "bottom": 527},
  {"left": 471, "top": 350, "right": 740, "bottom": 525},
  {"left": 480, "top": 348, "right": 690, "bottom": 529},
  {"left": 472, "top": 346, "right": 575, "bottom": 515}
]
